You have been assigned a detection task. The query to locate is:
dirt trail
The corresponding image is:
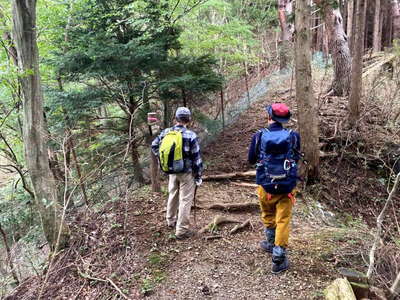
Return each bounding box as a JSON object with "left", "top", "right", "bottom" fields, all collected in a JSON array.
[{"left": 149, "top": 182, "right": 339, "bottom": 300}]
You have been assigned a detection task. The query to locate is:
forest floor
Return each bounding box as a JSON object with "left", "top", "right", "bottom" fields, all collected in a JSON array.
[
  {"left": 6, "top": 57, "right": 400, "bottom": 299},
  {"left": 5, "top": 181, "right": 372, "bottom": 300}
]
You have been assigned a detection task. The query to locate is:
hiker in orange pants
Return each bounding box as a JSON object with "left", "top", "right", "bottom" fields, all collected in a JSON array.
[
  {"left": 248, "top": 103, "right": 301, "bottom": 274},
  {"left": 258, "top": 186, "right": 294, "bottom": 249}
]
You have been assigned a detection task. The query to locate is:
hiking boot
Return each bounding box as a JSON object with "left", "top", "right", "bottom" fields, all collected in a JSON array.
[
  {"left": 167, "top": 222, "right": 176, "bottom": 229},
  {"left": 272, "top": 246, "right": 289, "bottom": 274},
  {"left": 176, "top": 230, "right": 195, "bottom": 240},
  {"left": 260, "top": 228, "right": 275, "bottom": 253}
]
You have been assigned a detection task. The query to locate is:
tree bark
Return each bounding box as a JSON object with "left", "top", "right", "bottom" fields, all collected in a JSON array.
[
  {"left": 315, "top": 0, "right": 352, "bottom": 96},
  {"left": 373, "top": 0, "right": 382, "bottom": 51},
  {"left": 277, "top": 0, "right": 294, "bottom": 70},
  {"left": 347, "top": 0, "right": 355, "bottom": 51},
  {"left": 392, "top": 0, "right": 400, "bottom": 40},
  {"left": 0, "top": 223, "right": 19, "bottom": 285},
  {"left": 383, "top": 0, "right": 393, "bottom": 48},
  {"left": 12, "top": 0, "right": 70, "bottom": 249},
  {"left": 130, "top": 135, "right": 145, "bottom": 185},
  {"left": 296, "top": 0, "right": 320, "bottom": 180},
  {"left": 69, "top": 138, "right": 89, "bottom": 205},
  {"left": 349, "top": 0, "right": 366, "bottom": 127}
]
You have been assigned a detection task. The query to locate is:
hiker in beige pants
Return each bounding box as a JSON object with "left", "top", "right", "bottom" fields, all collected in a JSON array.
[
  {"left": 151, "top": 107, "right": 203, "bottom": 239},
  {"left": 167, "top": 173, "right": 196, "bottom": 236}
]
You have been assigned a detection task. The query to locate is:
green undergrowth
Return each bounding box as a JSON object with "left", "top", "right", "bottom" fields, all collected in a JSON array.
[{"left": 133, "top": 251, "right": 169, "bottom": 296}]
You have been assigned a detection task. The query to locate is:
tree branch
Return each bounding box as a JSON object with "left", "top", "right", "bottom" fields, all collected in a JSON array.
[{"left": 367, "top": 172, "right": 400, "bottom": 279}]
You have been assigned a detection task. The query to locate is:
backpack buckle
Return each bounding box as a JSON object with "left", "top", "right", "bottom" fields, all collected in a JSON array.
[{"left": 284, "top": 159, "right": 291, "bottom": 171}]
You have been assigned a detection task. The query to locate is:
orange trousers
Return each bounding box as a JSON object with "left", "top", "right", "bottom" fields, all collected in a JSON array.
[{"left": 257, "top": 186, "right": 294, "bottom": 248}]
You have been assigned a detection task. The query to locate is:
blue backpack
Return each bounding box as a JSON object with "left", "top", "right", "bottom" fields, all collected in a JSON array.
[{"left": 255, "top": 128, "right": 298, "bottom": 194}]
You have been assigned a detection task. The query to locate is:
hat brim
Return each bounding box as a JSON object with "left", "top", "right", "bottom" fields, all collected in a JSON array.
[{"left": 266, "top": 106, "right": 291, "bottom": 123}]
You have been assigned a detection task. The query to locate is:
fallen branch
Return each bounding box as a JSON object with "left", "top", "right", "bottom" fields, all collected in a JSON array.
[
  {"left": 367, "top": 172, "right": 400, "bottom": 279},
  {"left": 203, "top": 170, "right": 256, "bottom": 181},
  {"left": 107, "top": 278, "right": 130, "bottom": 300},
  {"left": 77, "top": 268, "right": 130, "bottom": 299},
  {"left": 200, "top": 215, "right": 240, "bottom": 233},
  {"left": 362, "top": 54, "right": 395, "bottom": 78},
  {"left": 320, "top": 151, "right": 338, "bottom": 158},
  {"left": 230, "top": 219, "right": 252, "bottom": 234},
  {"left": 231, "top": 182, "right": 258, "bottom": 188},
  {"left": 207, "top": 202, "right": 259, "bottom": 212},
  {"left": 390, "top": 271, "right": 400, "bottom": 300}
]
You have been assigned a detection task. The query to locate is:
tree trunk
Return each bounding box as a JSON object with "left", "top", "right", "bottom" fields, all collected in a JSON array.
[
  {"left": 347, "top": 0, "right": 355, "bottom": 51},
  {"left": 69, "top": 138, "right": 89, "bottom": 205},
  {"left": 0, "top": 223, "right": 19, "bottom": 285},
  {"left": 323, "top": 24, "right": 330, "bottom": 62},
  {"left": 392, "top": 0, "right": 400, "bottom": 40},
  {"left": 243, "top": 62, "right": 251, "bottom": 107},
  {"left": 142, "top": 84, "right": 160, "bottom": 192},
  {"left": 349, "top": 0, "right": 366, "bottom": 127},
  {"left": 390, "top": 270, "right": 400, "bottom": 299},
  {"left": 373, "top": 0, "right": 382, "bottom": 51},
  {"left": 278, "top": 0, "right": 294, "bottom": 70},
  {"left": 341, "top": 0, "right": 348, "bottom": 34},
  {"left": 127, "top": 110, "right": 145, "bottom": 185},
  {"left": 12, "top": 0, "right": 69, "bottom": 249},
  {"left": 182, "top": 88, "right": 187, "bottom": 107},
  {"left": 316, "top": 0, "right": 352, "bottom": 96},
  {"left": 220, "top": 89, "right": 225, "bottom": 129},
  {"left": 163, "top": 98, "right": 169, "bottom": 128},
  {"left": 295, "top": 0, "right": 320, "bottom": 180},
  {"left": 130, "top": 142, "right": 145, "bottom": 185},
  {"left": 379, "top": 7, "right": 384, "bottom": 47},
  {"left": 145, "top": 134, "right": 161, "bottom": 192}
]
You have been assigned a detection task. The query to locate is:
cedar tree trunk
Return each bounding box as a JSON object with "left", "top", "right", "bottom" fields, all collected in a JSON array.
[
  {"left": 349, "top": 0, "right": 366, "bottom": 127},
  {"left": 295, "top": 0, "right": 320, "bottom": 180},
  {"left": 315, "top": 0, "right": 352, "bottom": 96},
  {"left": 278, "top": 0, "right": 294, "bottom": 70},
  {"left": 12, "top": 0, "right": 69, "bottom": 249},
  {"left": 347, "top": 0, "right": 355, "bottom": 50},
  {"left": 373, "top": 0, "right": 382, "bottom": 51},
  {"left": 392, "top": 0, "right": 400, "bottom": 40}
]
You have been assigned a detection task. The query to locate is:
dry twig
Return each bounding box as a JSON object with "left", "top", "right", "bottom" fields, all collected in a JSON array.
[
  {"left": 77, "top": 267, "right": 130, "bottom": 299},
  {"left": 367, "top": 172, "right": 400, "bottom": 279}
]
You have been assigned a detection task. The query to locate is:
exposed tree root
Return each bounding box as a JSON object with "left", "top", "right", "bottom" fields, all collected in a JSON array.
[
  {"left": 199, "top": 215, "right": 240, "bottom": 233},
  {"left": 206, "top": 202, "right": 259, "bottom": 212},
  {"left": 230, "top": 219, "right": 252, "bottom": 234},
  {"left": 231, "top": 182, "right": 258, "bottom": 188},
  {"left": 203, "top": 235, "right": 223, "bottom": 241},
  {"left": 203, "top": 171, "right": 256, "bottom": 181}
]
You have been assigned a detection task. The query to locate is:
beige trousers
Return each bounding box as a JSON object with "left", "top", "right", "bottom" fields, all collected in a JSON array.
[{"left": 167, "top": 173, "right": 195, "bottom": 235}]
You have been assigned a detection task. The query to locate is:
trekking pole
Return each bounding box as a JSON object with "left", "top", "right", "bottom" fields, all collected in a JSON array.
[{"left": 193, "top": 185, "right": 198, "bottom": 225}]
